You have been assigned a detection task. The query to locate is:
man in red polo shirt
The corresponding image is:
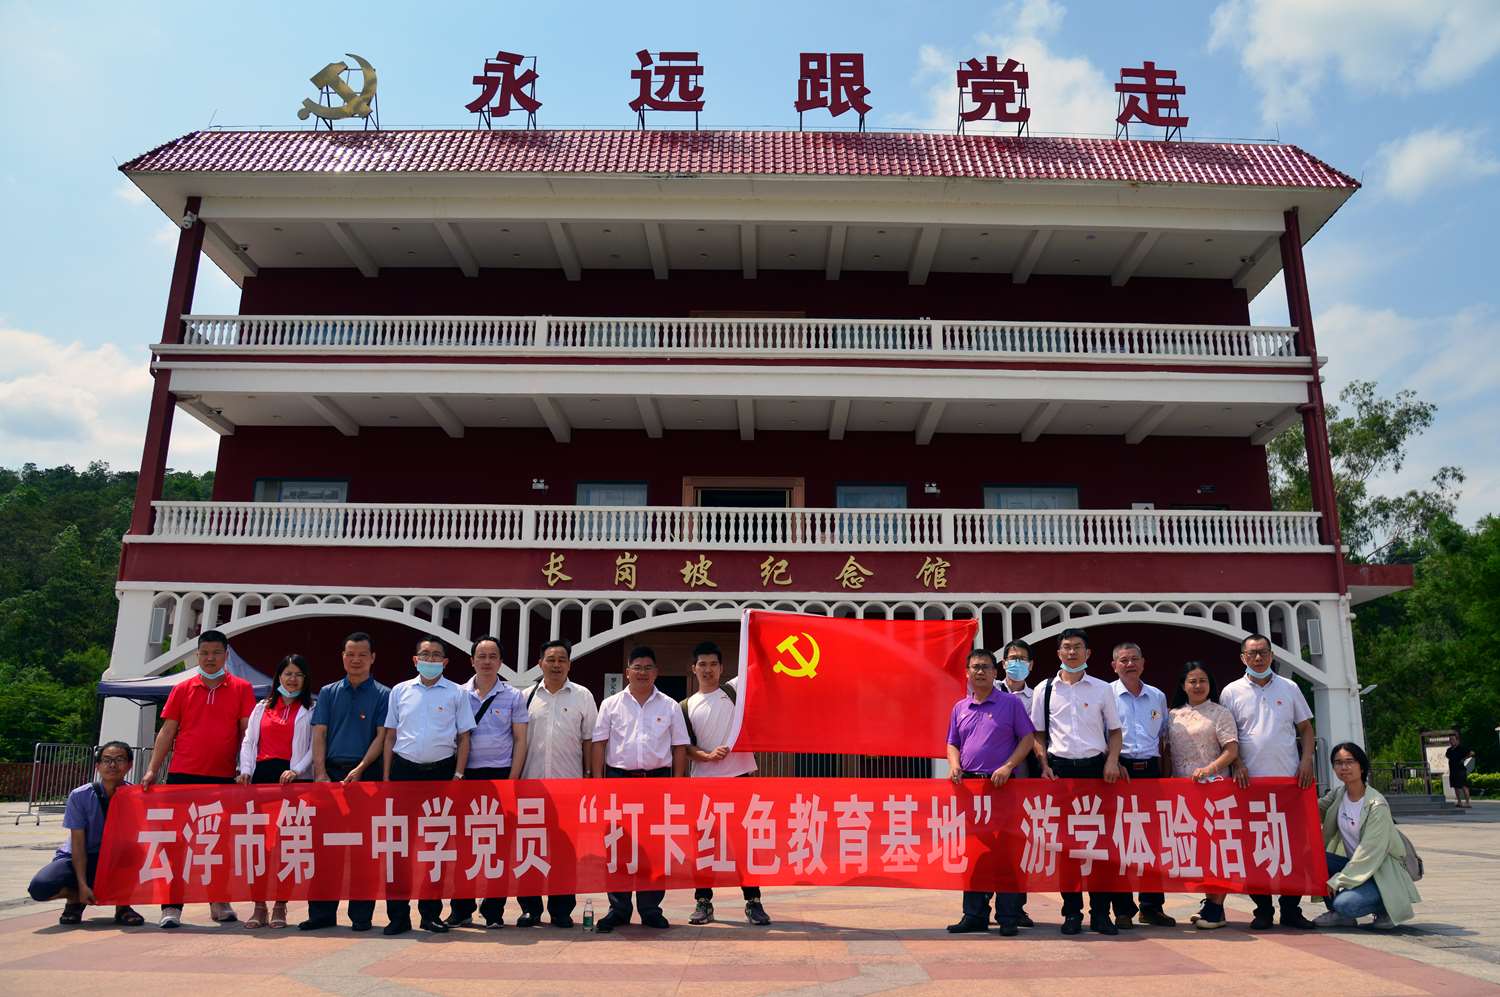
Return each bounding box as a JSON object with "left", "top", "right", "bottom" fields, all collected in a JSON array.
[{"left": 141, "top": 630, "right": 255, "bottom": 928}]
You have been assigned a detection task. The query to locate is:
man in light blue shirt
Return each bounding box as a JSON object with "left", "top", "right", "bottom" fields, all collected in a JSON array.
[
  {"left": 381, "top": 636, "right": 476, "bottom": 935},
  {"left": 446, "top": 635, "right": 529, "bottom": 929},
  {"left": 1109, "top": 641, "right": 1173, "bottom": 928}
]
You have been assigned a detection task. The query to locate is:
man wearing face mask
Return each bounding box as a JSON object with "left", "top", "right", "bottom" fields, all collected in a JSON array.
[
  {"left": 141, "top": 630, "right": 255, "bottom": 929},
  {"left": 1028, "top": 628, "right": 1126, "bottom": 936},
  {"left": 998, "top": 640, "right": 1040, "bottom": 929},
  {"left": 380, "top": 636, "right": 476, "bottom": 935},
  {"left": 1221, "top": 633, "right": 1317, "bottom": 930},
  {"left": 1108, "top": 642, "right": 1174, "bottom": 929}
]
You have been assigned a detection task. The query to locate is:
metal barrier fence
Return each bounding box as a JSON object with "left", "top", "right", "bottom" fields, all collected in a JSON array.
[
  {"left": 1371, "top": 761, "right": 1439, "bottom": 796},
  {"left": 14, "top": 743, "right": 94, "bottom": 826}
]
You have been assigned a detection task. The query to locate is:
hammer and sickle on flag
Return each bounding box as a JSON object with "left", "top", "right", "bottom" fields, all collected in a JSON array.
[
  {"left": 298, "top": 53, "right": 378, "bottom": 121},
  {"left": 773, "top": 633, "right": 820, "bottom": 679}
]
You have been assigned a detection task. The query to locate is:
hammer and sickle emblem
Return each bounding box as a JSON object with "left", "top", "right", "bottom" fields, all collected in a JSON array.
[
  {"left": 772, "top": 632, "right": 821, "bottom": 679},
  {"left": 298, "top": 53, "right": 378, "bottom": 121}
]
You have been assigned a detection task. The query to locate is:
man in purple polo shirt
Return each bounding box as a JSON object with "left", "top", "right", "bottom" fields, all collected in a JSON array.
[{"left": 945, "top": 648, "right": 1036, "bottom": 936}]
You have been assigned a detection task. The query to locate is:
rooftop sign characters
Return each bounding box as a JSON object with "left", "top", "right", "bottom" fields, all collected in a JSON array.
[
  {"left": 468, "top": 51, "right": 541, "bottom": 129},
  {"left": 298, "top": 49, "right": 1189, "bottom": 140}
]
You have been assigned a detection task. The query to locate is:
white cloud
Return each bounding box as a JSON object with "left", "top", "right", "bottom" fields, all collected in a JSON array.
[
  {"left": 1376, "top": 127, "right": 1500, "bottom": 201},
  {"left": 1208, "top": 0, "right": 1500, "bottom": 125},
  {"left": 898, "top": 0, "right": 1117, "bottom": 137},
  {"left": 113, "top": 179, "right": 148, "bottom": 205},
  {"left": 0, "top": 325, "right": 218, "bottom": 473}
]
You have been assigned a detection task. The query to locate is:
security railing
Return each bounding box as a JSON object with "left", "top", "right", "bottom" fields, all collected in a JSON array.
[
  {"left": 176, "top": 314, "right": 1303, "bottom": 361},
  {"left": 143, "top": 502, "right": 1327, "bottom": 553}
]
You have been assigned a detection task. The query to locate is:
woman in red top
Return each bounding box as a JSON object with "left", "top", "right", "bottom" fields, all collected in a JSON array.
[{"left": 236, "top": 655, "right": 314, "bottom": 928}]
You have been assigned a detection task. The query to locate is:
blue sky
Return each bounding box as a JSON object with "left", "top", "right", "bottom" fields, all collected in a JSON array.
[{"left": 2, "top": 0, "right": 1497, "bottom": 531}]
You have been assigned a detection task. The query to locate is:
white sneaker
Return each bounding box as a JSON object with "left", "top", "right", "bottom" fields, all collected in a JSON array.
[
  {"left": 210, "top": 902, "right": 238, "bottom": 923},
  {"left": 1313, "top": 910, "right": 1356, "bottom": 928},
  {"left": 1370, "top": 915, "right": 1397, "bottom": 930},
  {"left": 159, "top": 907, "right": 182, "bottom": 929}
]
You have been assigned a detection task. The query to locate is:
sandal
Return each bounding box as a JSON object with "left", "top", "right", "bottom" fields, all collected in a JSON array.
[
  {"left": 245, "top": 903, "right": 268, "bottom": 929},
  {"left": 114, "top": 906, "right": 145, "bottom": 926},
  {"left": 58, "top": 902, "right": 85, "bottom": 925},
  {"left": 269, "top": 902, "right": 288, "bottom": 929}
]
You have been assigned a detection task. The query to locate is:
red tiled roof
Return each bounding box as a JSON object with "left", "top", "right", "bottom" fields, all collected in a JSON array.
[{"left": 120, "top": 129, "right": 1359, "bottom": 189}]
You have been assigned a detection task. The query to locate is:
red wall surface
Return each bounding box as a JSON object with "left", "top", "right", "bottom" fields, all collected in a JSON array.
[
  {"left": 211, "top": 427, "right": 1273, "bottom": 511},
  {"left": 238, "top": 268, "right": 1253, "bottom": 326}
]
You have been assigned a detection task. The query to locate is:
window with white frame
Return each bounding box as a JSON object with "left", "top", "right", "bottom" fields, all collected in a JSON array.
[
  {"left": 576, "top": 482, "right": 650, "bottom": 506},
  {"left": 982, "top": 486, "right": 1079, "bottom": 510}
]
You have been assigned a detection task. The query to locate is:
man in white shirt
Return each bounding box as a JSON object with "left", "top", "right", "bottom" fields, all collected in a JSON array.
[
  {"left": 380, "top": 636, "right": 475, "bottom": 935},
  {"left": 681, "top": 641, "right": 772, "bottom": 927},
  {"left": 1108, "top": 641, "right": 1174, "bottom": 929},
  {"left": 1221, "top": 632, "right": 1317, "bottom": 931},
  {"left": 591, "top": 645, "right": 688, "bottom": 932},
  {"left": 998, "top": 639, "right": 1040, "bottom": 930},
  {"left": 1029, "top": 628, "right": 1125, "bottom": 937},
  {"left": 516, "top": 639, "right": 598, "bottom": 928}
]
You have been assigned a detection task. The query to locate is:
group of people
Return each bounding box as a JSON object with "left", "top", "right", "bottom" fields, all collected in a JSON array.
[
  {"left": 28, "top": 630, "right": 770, "bottom": 934},
  {"left": 29, "top": 627, "right": 1423, "bottom": 935},
  {"left": 945, "top": 629, "right": 1422, "bottom": 935}
]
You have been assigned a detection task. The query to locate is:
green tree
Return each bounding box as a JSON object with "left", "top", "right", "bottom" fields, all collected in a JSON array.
[{"left": 1269, "top": 380, "right": 1463, "bottom": 561}]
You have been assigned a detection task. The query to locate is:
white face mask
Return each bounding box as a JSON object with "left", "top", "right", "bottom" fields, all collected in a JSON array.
[
  {"left": 1246, "top": 664, "right": 1274, "bottom": 680},
  {"left": 1059, "top": 661, "right": 1088, "bottom": 674},
  {"left": 199, "top": 662, "right": 225, "bottom": 678}
]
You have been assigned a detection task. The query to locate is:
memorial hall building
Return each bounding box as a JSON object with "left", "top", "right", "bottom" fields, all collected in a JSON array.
[{"left": 101, "top": 127, "right": 1409, "bottom": 778}]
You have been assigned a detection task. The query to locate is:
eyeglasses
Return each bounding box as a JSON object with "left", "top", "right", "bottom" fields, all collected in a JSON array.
[
  {"left": 967, "top": 663, "right": 996, "bottom": 672},
  {"left": 1243, "top": 649, "right": 1272, "bottom": 658},
  {"left": 1332, "top": 758, "right": 1361, "bottom": 768},
  {"left": 626, "top": 663, "right": 657, "bottom": 672},
  {"left": 98, "top": 756, "right": 130, "bottom": 767},
  {"left": 415, "top": 653, "right": 446, "bottom": 662}
]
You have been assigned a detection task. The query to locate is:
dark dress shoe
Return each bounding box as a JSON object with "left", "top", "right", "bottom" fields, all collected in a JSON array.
[
  {"left": 550, "top": 915, "right": 573, "bottom": 928},
  {"left": 1061, "top": 917, "right": 1083, "bottom": 935},
  {"left": 485, "top": 918, "right": 505, "bottom": 929},
  {"left": 594, "top": 912, "right": 625, "bottom": 934},
  {"left": 1281, "top": 909, "right": 1318, "bottom": 930},
  {"left": 298, "top": 918, "right": 336, "bottom": 931},
  {"left": 350, "top": 921, "right": 373, "bottom": 932},
  {"left": 640, "top": 912, "right": 670, "bottom": 929},
  {"left": 1250, "top": 910, "right": 1275, "bottom": 930},
  {"left": 947, "top": 917, "right": 990, "bottom": 934},
  {"left": 444, "top": 916, "right": 474, "bottom": 928},
  {"left": 1115, "top": 913, "right": 1136, "bottom": 929},
  {"left": 1139, "top": 908, "right": 1178, "bottom": 927},
  {"left": 515, "top": 913, "right": 542, "bottom": 927},
  {"left": 999, "top": 923, "right": 1020, "bottom": 937},
  {"left": 1090, "top": 918, "right": 1119, "bottom": 936},
  {"left": 1016, "top": 912, "right": 1035, "bottom": 928},
  {"left": 382, "top": 920, "right": 412, "bottom": 936},
  {"left": 420, "top": 917, "right": 450, "bottom": 933}
]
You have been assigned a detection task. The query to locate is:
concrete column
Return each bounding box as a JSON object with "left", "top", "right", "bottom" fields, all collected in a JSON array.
[
  {"left": 1308, "top": 596, "right": 1365, "bottom": 786},
  {"left": 100, "top": 590, "right": 162, "bottom": 749}
]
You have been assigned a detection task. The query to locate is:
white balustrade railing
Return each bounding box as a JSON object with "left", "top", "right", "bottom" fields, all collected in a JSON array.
[
  {"left": 144, "top": 502, "right": 1326, "bottom": 552},
  {"left": 178, "top": 315, "right": 1302, "bottom": 360}
]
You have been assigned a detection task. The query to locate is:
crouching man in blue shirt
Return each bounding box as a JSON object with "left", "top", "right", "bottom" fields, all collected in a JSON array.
[{"left": 28, "top": 741, "right": 145, "bottom": 926}]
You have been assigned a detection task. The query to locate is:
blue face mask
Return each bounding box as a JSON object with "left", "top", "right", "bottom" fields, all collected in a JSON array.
[
  {"left": 1059, "top": 661, "right": 1089, "bottom": 674},
  {"left": 277, "top": 683, "right": 299, "bottom": 698},
  {"left": 1004, "top": 660, "right": 1031, "bottom": 682},
  {"left": 416, "top": 661, "right": 445, "bottom": 680},
  {"left": 1246, "top": 664, "right": 1274, "bottom": 680}
]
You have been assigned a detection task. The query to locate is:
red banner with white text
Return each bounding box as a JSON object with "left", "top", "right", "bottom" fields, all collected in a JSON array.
[{"left": 93, "top": 777, "right": 1326, "bottom": 904}]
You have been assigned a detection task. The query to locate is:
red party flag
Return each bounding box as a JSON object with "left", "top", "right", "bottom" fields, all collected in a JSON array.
[{"left": 727, "top": 609, "right": 978, "bottom": 756}]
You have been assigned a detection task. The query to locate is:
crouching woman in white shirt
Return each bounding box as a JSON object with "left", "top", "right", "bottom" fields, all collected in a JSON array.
[
  {"left": 1316, "top": 741, "right": 1421, "bottom": 929},
  {"left": 236, "top": 654, "right": 314, "bottom": 928}
]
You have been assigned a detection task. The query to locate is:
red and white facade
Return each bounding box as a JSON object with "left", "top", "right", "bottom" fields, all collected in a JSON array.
[{"left": 104, "top": 129, "right": 1409, "bottom": 774}]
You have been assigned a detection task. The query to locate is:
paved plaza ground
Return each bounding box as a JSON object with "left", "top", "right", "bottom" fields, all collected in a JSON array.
[{"left": 0, "top": 800, "right": 1497, "bottom": 996}]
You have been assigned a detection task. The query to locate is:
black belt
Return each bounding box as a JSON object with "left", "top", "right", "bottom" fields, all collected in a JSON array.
[
  {"left": 396, "top": 756, "right": 455, "bottom": 772},
  {"left": 962, "top": 770, "right": 993, "bottom": 779},
  {"left": 1120, "top": 756, "right": 1159, "bottom": 769},
  {"left": 607, "top": 766, "right": 671, "bottom": 778}
]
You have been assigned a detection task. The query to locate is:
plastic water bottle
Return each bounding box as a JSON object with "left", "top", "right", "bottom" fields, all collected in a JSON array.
[{"left": 582, "top": 898, "right": 594, "bottom": 932}]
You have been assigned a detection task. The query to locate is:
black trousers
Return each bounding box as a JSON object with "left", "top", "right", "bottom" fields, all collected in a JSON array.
[
  {"left": 1047, "top": 754, "right": 1126, "bottom": 921},
  {"left": 605, "top": 765, "right": 670, "bottom": 921},
  {"left": 449, "top": 765, "right": 511, "bottom": 923},
  {"left": 958, "top": 770, "right": 1024, "bottom": 925},
  {"left": 386, "top": 754, "right": 458, "bottom": 925},
  {"left": 1111, "top": 756, "right": 1166, "bottom": 916},
  {"left": 696, "top": 771, "right": 761, "bottom": 905},
  {"left": 307, "top": 760, "right": 380, "bottom": 925}
]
